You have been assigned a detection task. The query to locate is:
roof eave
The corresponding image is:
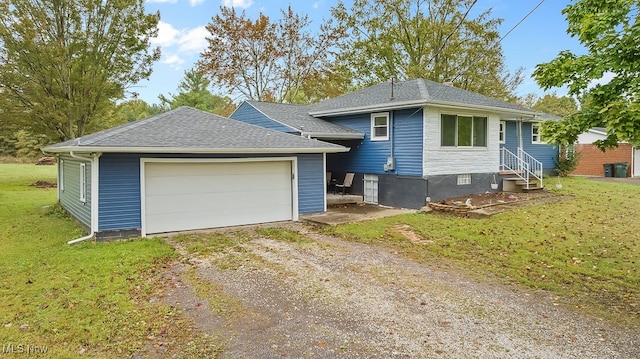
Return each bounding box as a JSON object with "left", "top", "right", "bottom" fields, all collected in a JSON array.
[
  {"left": 302, "top": 132, "right": 365, "bottom": 140},
  {"left": 43, "top": 146, "right": 350, "bottom": 154},
  {"left": 425, "top": 100, "right": 541, "bottom": 118},
  {"left": 309, "top": 100, "right": 427, "bottom": 117}
]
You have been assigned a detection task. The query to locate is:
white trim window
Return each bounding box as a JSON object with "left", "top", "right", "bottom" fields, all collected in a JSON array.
[
  {"left": 79, "top": 163, "right": 87, "bottom": 203},
  {"left": 371, "top": 112, "right": 389, "bottom": 141},
  {"left": 499, "top": 121, "right": 506, "bottom": 144},
  {"left": 531, "top": 123, "right": 544, "bottom": 144},
  {"left": 441, "top": 114, "right": 487, "bottom": 147},
  {"left": 457, "top": 173, "right": 472, "bottom": 185}
]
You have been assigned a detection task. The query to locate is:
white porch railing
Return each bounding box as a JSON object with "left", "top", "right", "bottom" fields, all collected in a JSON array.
[{"left": 500, "top": 147, "right": 543, "bottom": 189}]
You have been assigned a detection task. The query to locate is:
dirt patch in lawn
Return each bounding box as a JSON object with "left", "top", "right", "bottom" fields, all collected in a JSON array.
[
  {"left": 30, "top": 180, "right": 57, "bottom": 188},
  {"left": 429, "top": 190, "right": 573, "bottom": 216},
  {"left": 143, "top": 224, "right": 640, "bottom": 358}
]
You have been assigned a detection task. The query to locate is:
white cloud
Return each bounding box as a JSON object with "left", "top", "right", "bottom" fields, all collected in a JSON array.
[
  {"left": 178, "top": 26, "right": 209, "bottom": 52},
  {"left": 151, "top": 21, "right": 209, "bottom": 54},
  {"left": 164, "top": 54, "right": 185, "bottom": 66},
  {"left": 222, "top": 0, "right": 254, "bottom": 9},
  {"left": 588, "top": 71, "right": 615, "bottom": 89},
  {"left": 313, "top": 2, "right": 320, "bottom": 9},
  {"left": 151, "top": 21, "right": 181, "bottom": 47},
  {"left": 189, "top": 0, "right": 205, "bottom": 5}
]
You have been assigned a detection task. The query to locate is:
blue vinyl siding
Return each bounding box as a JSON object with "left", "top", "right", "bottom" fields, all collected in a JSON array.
[
  {"left": 392, "top": 109, "right": 423, "bottom": 176},
  {"left": 522, "top": 122, "right": 558, "bottom": 170},
  {"left": 59, "top": 155, "right": 92, "bottom": 228},
  {"left": 97, "top": 153, "right": 325, "bottom": 231},
  {"left": 327, "top": 108, "right": 423, "bottom": 176},
  {"left": 296, "top": 154, "right": 325, "bottom": 214},
  {"left": 98, "top": 154, "right": 142, "bottom": 231},
  {"left": 231, "top": 102, "right": 295, "bottom": 133},
  {"left": 499, "top": 121, "right": 558, "bottom": 170}
]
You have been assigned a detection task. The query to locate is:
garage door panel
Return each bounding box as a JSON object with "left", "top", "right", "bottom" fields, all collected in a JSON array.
[
  {"left": 145, "top": 188, "right": 292, "bottom": 215},
  {"left": 144, "top": 161, "right": 294, "bottom": 234}
]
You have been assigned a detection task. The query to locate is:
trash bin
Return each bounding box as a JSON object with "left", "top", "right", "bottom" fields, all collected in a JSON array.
[
  {"left": 603, "top": 163, "right": 614, "bottom": 177},
  {"left": 614, "top": 162, "right": 629, "bottom": 178}
]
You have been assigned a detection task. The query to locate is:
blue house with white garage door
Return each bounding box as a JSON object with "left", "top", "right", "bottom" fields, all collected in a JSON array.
[
  {"left": 231, "top": 79, "right": 559, "bottom": 209},
  {"left": 44, "top": 107, "right": 347, "bottom": 241}
]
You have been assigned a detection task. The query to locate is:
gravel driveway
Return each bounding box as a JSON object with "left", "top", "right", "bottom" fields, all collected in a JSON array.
[{"left": 158, "top": 224, "right": 639, "bottom": 358}]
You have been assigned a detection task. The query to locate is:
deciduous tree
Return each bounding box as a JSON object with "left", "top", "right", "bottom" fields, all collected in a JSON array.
[
  {"left": 533, "top": 0, "right": 640, "bottom": 147},
  {"left": 198, "top": 6, "right": 345, "bottom": 103},
  {"left": 0, "top": 0, "right": 161, "bottom": 141},
  {"left": 330, "top": 0, "right": 523, "bottom": 100}
]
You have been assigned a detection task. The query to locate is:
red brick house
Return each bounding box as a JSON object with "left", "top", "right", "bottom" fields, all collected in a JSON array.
[{"left": 572, "top": 128, "right": 638, "bottom": 177}]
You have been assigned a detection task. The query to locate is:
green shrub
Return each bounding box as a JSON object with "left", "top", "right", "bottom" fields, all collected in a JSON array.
[{"left": 554, "top": 145, "right": 581, "bottom": 177}]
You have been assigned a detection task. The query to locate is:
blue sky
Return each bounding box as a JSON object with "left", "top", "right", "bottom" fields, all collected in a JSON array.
[{"left": 136, "top": 0, "right": 584, "bottom": 105}]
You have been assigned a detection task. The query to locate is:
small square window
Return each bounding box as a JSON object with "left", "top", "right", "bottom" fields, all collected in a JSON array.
[
  {"left": 457, "top": 174, "right": 472, "bottom": 185},
  {"left": 371, "top": 112, "right": 389, "bottom": 141}
]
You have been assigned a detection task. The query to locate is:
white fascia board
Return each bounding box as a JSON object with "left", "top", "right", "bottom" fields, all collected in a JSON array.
[
  {"left": 425, "top": 100, "right": 540, "bottom": 118},
  {"left": 303, "top": 132, "right": 365, "bottom": 140},
  {"left": 308, "top": 100, "right": 427, "bottom": 116},
  {"left": 43, "top": 146, "right": 350, "bottom": 154}
]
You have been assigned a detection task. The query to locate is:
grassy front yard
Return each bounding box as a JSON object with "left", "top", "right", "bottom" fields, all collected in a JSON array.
[
  {"left": 0, "top": 164, "right": 220, "bottom": 357},
  {"left": 325, "top": 177, "right": 640, "bottom": 328}
]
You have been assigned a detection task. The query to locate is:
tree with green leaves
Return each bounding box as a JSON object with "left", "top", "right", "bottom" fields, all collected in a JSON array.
[
  {"left": 198, "top": 5, "right": 345, "bottom": 103},
  {"left": 330, "top": 0, "right": 524, "bottom": 101},
  {"left": 532, "top": 94, "right": 578, "bottom": 118},
  {"left": 0, "top": 0, "right": 161, "bottom": 142},
  {"left": 533, "top": 0, "right": 639, "bottom": 148},
  {"left": 159, "top": 69, "right": 236, "bottom": 116}
]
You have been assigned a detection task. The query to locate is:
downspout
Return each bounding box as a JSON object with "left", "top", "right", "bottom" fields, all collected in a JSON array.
[{"left": 68, "top": 151, "right": 101, "bottom": 245}]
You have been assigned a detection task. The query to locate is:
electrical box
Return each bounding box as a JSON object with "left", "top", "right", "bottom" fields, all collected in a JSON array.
[{"left": 383, "top": 156, "right": 395, "bottom": 171}]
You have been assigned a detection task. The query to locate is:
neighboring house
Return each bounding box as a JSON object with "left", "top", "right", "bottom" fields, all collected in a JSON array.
[
  {"left": 231, "top": 79, "right": 559, "bottom": 209},
  {"left": 44, "top": 107, "right": 347, "bottom": 240},
  {"left": 572, "top": 128, "right": 638, "bottom": 177}
]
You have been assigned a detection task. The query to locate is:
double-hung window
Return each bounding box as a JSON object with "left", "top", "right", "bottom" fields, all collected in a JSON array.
[
  {"left": 531, "top": 123, "right": 543, "bottom": 144},
  {"left": 441, "top": 114, "right": 487, "bottom": 147},
  {"left": 499, "top": 121, "right": 506, "bottom": 144},
  {"left": 371, "top": 112, "right": 389, "bottom": 141}
]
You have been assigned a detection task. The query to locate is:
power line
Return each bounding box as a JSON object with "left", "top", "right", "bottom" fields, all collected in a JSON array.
[
  {"left": 428, "top": 0, "right": 479, "bottom": 64},
  {"left": 451, "top": 0, "right": 546, "bottom": 82}
]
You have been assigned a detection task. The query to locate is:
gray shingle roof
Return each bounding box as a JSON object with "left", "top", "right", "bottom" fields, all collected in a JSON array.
[
  {"left": 44, "top": 107, "right": 347, "bottom": 154},
  {"left": 246, "top": 101, "right": 363, "bottom": 139},
  {"left": 309, "top": 79, "right": 542, "bottom": 117}
]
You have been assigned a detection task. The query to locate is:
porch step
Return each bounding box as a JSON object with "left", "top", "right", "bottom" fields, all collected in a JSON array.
[{"left": 503, "top": 177, "right": 544, "bottom": 193}]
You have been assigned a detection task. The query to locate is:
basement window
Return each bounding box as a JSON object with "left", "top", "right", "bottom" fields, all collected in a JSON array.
[{"left": 457, "top": 173, "right": 472, "bottom": 185}]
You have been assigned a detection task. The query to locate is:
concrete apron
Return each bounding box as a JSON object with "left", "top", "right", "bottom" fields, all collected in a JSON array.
[{"left": 301, "top": 204, "right": 415, "bottom": 226}]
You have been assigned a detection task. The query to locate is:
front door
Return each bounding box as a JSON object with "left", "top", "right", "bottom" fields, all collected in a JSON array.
[{"left": 363, "top": 174, "right": 379, "bottom": 204}]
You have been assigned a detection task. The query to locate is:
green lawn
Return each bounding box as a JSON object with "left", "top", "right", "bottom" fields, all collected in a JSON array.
[
  {"left": 326, "top": 177, "right": 640, "bottom": 328},
  {"left": 0, "top": 164, "right": 220, "bottom": 357}
]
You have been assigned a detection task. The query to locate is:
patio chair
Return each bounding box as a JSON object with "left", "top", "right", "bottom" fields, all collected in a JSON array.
[{"left": 334, "top": 172, "right": 354, "bottom": 195}]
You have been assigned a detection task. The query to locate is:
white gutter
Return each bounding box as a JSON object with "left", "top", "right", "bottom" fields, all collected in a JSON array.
[
  {"left": 309, "top": 100, "right": 540, "bottom": 119},
  {"left": 302, "top": 132, "right": 364, "bottom": 140},
  {"left": 44, "top": 146, "right": 350, "bottom": 154},
  {"left": 67, "top": 151, "right": 101, "bottom": 245}
]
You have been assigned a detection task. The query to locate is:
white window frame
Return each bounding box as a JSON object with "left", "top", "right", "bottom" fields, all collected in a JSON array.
[
  {"left": 440, "top": 114, "right": 488, "bottom": 147},
  {"left": 371, "top": 112, "right": 389, "bottom": 141},
  {"left": 79, "top": 163, "right": 86, "bottom": 203},
  {"left": 499, "top": 121, "right": 506, "bottom": 144},
  {"left": 59, "top": 159, "right": 64, "bottom": 192},
  {"left": 457, "top": 173, "right": 472, "bottom": 185},
  {"left": 531, "top": 123, "right": 544, "bottom": 144}
]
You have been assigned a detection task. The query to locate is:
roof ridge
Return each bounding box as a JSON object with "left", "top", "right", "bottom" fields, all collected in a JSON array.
[
  {"left": 416, "top": 79, "right": 430, "bottom": 100},
  {"left": 80, "top": 108, "right": 179, "bottom": 146}
]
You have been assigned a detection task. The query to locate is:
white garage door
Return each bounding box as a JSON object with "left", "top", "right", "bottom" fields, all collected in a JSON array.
[{"left": 144, "top": 160, "right": 293, "bottom": 234}]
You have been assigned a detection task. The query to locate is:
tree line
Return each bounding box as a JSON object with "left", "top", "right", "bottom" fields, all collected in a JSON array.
[{"left": 0, "top": 0, "right": 636, "bottom": 157}]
